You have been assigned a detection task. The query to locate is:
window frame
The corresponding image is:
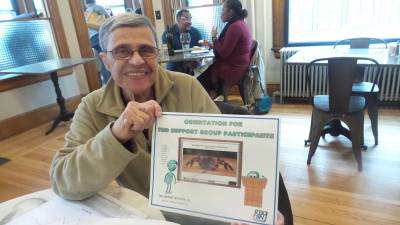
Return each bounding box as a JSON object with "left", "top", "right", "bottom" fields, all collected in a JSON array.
[
  {"left": 0, "top": 0, "right": 72, "bottom": 92},
  {"left": 284, "top": 0, "right": 400, "bottom": 47}
]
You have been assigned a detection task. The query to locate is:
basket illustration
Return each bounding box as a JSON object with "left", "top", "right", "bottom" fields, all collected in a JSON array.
[{"left": 242, "top": 177, "right": 268, "bottom": 207}]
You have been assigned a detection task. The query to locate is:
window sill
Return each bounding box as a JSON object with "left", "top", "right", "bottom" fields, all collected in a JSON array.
[{"left": 0, "top": 68, "right": 73, "bottom": 92}]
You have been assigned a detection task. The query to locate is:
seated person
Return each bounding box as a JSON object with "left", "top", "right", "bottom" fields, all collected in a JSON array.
[
  {"left": 198, "top": 0, "right": 252, "bottom": 98},
  {"left": 85, "top": 0, "right": 111, "bottom": 84},
  {"left": 162, "top": 9, "right": 202, "bottom": 74},
  {"left": 50, "top": 13, "right": 285, "bottom": 224}
]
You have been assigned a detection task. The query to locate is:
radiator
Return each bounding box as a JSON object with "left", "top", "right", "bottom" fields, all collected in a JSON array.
[{"left": 280, "top": 47, "right": 400, "bottom": 103}]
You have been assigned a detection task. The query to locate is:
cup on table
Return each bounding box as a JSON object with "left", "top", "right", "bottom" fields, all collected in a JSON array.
[
  {"left": 180, "top": 33, "right": 191, "bottom": 57},
  {"left": 161, "top": 44, "right": 169, "bottom": 58}
]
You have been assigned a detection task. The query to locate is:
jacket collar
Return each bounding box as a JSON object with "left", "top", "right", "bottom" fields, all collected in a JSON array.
[{"left": 96, "top": 66, "right": 174, "bottom": 117}]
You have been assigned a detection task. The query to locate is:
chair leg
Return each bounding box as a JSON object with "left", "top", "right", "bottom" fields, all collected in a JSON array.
[
  {"left": 307, "top": 111, "right": 326, "bottom": 165},
  {"left": 346, "top": 114, "right": 364, "bottom": 171},
  {"left": 366, "top": 95, "right": 379, "bottom": 145},
  {"left": 222, "top": 85, "right": 230, "bottom": 103},
  {"left": 305, "top": 111, "right": 315, "bottom": 146}
]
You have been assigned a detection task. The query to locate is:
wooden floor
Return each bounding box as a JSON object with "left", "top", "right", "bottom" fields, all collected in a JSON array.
[{"left": 0, "top": 103, "right": 399, "bottom": 225}]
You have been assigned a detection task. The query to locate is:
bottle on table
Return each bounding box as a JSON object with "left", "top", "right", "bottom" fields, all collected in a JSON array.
[{"left": 166, "top": 25, "right": 174, "bottom": 56}]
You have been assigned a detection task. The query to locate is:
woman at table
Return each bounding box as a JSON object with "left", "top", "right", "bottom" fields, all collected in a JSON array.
[
  {"left": 198, "top": 0, "right": 253, "bottom": 98},
  {"left": 49, "top": 13, "right": 285, "bottom": 225}
]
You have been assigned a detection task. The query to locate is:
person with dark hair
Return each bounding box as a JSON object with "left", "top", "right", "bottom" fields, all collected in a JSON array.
[
  {"left": 162, "top": 9, "right": 202, "bottom": 73},
  {"left": 198, "top": 0, "right": 253, "bottom": 99}
]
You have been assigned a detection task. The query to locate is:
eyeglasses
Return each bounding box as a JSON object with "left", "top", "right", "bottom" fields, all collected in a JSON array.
[
  {"left": 107, "top": 45, "right": 159, "bottom": 60},
  {"left": 180, "top": 16, "right": 192, "bottom": 21}
]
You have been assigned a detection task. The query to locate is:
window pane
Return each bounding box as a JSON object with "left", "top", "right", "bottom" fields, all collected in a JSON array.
[
  {"left": 287, "top": 0, "right": 400, "bottom": 45},
  {"left": 188, "top": 0, "right": 214, "bottom": 7},
  {"left": 182, "top": 3, "right": 223, "bottom": 41},
  {"left": 0, "top": 1, "right": 15, "bottom": 20},
  {"left": 96, "top": 0, "right": 125, "bottom": 15},
  {"left": 33, "top": 0, "right": 46, "bottom": 17}
]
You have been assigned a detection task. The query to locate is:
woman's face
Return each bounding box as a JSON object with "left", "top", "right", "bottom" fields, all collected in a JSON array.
[
  {"left": 100, "top": 26, "right": 159, "bottom": 101},
  {"left": 221, "top": 4, "right": 233, "bottom": 22}
]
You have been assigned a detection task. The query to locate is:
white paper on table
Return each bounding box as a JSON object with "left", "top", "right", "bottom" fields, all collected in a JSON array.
[{"left": 5, "top": 193, "right": 164, "bottom": 225}]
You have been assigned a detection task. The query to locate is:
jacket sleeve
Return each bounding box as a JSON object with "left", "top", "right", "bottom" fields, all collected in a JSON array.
[
  {"left": 213, "top": 23, "right": 242, "bottom": 59},
  {"left": 49, "top": 97, "right": 135, "bottom": 200}
]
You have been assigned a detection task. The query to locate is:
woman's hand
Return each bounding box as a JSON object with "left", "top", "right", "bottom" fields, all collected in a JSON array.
[
  {"left": 111, "top": 100, "right": 162, "bottom": 143},
  {"left": 231, "top": 211, "right": 284, "bottom": 225}
]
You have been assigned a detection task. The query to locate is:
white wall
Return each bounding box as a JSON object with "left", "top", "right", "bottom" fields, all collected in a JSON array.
[
  {"left": 0, "top": 1, "right": 87, "bottom": 121},
  {"left": 151, "top": 0, "right": 165, "bottom": 46},
  {"left": 0, "top": 76, "right": 80, "bottom": 120},
  {"left": 241, "top": 0, "right": 280, "bottom": 84}
]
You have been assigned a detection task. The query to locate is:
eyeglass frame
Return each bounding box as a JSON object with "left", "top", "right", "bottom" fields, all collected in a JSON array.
[
  {"left": 106, "top": 45, "right": 160, "bottom": 60},
  {"left": 180, "top": 16, "right": 192, "bottom": 21}
]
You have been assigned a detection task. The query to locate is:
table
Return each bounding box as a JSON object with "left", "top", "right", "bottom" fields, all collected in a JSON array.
[
  {"left": 0, "top": 58, "right": 96, "bottom": 134},
  {"left": 159, "top": 49, "right": 215, "bottom": 78},
  {"left": 158, "top": 49, "right": 214, "bottom": 64},
  {"left": 0, "top": 185, "right": 165, "bottom": 225},
  {"left": 286, "top": 48, "right": 400, "bottom": 65}
]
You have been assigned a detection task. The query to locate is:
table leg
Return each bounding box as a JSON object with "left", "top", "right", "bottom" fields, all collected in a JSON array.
[{"left": 45, "top": 71, "right": 74, "bottom": 135}]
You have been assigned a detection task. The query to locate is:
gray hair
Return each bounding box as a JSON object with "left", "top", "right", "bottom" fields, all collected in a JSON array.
[{"left": 99, "top": 13, "right": 158, "bottom": 51}]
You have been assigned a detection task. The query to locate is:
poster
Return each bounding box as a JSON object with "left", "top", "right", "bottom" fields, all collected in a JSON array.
[{"left": 150, "top": 112, "right": 280, "bottom": 224}]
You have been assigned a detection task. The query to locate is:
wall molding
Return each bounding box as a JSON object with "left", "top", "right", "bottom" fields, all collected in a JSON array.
[{"left": 0, "top": 94, "right": 84, "bottom": 141}]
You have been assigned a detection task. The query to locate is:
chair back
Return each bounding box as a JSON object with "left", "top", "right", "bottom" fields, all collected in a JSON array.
[
  {"left": 333, "top": 37, "right": 387, "bottom": 49},
  {"left": 306, "top": 57, "right": 380, "bottom": 115},
  {"left": 250, "top": 40, "right": 258, "bottom": 60}
]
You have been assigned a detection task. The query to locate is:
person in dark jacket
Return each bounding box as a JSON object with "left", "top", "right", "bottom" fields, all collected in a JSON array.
[
  {"left": 162, "top": 9, "right": 202, "bottom": 74},
  {"left": 198, "top": 0, "right": 252, "bottom": 98}
]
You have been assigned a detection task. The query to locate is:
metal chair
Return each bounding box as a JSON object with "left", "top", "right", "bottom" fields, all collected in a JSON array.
[
  {"left": 306, "top": 57, "right": 380, "bottom": 171},
  {"left": 333, "top": 37, "right": 387, "bottom": 49},
  {"left": 333, "top": 37, "right": 385, "bottom": 145}
]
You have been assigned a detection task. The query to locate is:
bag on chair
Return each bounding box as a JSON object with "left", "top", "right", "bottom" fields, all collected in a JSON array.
[{"left": 85, "top": 11, "right": 106, "bottom": 30}]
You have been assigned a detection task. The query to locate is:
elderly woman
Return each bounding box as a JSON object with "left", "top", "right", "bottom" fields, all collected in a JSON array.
[
  {"left": 50, "top": 11, "right": 218, "bottom": 220},
  {"left": 199, "top": 0, "right": 253, "bottom": 99},
  {"left": 50, "top": 13, "right": 285, "bottom": 225}
]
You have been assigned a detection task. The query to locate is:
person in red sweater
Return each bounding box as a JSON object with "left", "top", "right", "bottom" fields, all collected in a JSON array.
[{"left": 199, "top": 0, "right": 253, "bottom": 99}]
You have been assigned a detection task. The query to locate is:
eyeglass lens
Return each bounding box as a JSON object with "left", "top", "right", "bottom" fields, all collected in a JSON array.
[{"left": 111, "top": 46, "right": 158, "bottom": 59}]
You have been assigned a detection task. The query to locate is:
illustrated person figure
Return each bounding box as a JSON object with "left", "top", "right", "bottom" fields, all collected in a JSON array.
[
  {"left": 198, "top": 0, "right": 253, "bottom": 99},
  {"left": 164, "top": 160, "right": 178, "bottom": 193},
  {"left": 162, "top": 9, "right": 202, "bottom": 74}
]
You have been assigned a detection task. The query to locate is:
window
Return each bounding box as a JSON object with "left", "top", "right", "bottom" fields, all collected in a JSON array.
[
  {"left": 184, "top": 0, "right": 224, "bottom": 41},
  {"left": 0, "top": 1, "right": 16, "bottom": 20},
  {"left": 96, "top": 0, "right": 125, "bottom": 15},
  {"left": 33, "top": 0, "right": 46, "bottom": 16},
  {"left": 286, "top": 0, "right": 400, "bottom": 45}
]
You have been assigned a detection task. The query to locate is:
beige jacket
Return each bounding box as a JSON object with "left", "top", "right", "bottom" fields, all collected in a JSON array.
[{"left": 50, "top": 67, "right": 220, "bottom": 200}]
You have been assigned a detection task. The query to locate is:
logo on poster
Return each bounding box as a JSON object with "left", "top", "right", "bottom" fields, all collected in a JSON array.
[{"left": 253, "top": 209, "right": 268, "bottom": 222}]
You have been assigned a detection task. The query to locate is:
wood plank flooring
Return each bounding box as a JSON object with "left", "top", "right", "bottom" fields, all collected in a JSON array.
[{"left": 0, "top": 103, "right": 399, "bottom": 225}]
